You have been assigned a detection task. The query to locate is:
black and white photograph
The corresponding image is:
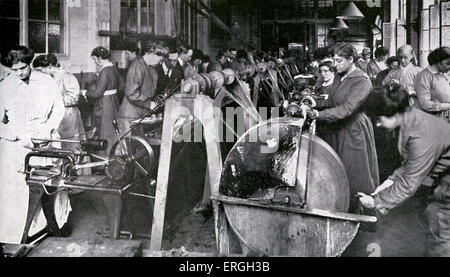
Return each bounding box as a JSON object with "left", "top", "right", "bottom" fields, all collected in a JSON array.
[{"left": 0, "top": 0, "right": 449, "bottom": 262}]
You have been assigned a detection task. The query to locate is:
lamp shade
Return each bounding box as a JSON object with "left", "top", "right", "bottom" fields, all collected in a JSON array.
[
  {"left": 330, "top": 18, "right": 349, "bottom": 30},
  {"left": 337, "top": 1, "right": 364, "bottom": 19}
]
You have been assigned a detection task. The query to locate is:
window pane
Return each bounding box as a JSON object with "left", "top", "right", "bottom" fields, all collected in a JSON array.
[
  {"left": 48, "top": 23, "right": 62, "bottom": 53},
  {"left": 0, "top": 0, "right": 20, "bottom": 18},
  {"left": 48, "top": 0, "right": 61, "bottom": 21},
  {"left": 29, "top": 0, "right": 46, "bottom": 20},
  {"left": 0, "top": 18, "right": 20, "bottom": 46},
  {"left": 29, "top": 21, "right": 46, "bottom": 53}
]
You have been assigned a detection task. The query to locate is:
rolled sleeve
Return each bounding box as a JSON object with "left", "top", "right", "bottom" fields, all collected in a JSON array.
[{"left": 375, "top": 136, "right": 441, "bottom": 211}]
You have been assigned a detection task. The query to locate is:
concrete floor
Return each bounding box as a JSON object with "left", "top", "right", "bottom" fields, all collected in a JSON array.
[{"left": 53, "top": 186, "right": 428, "bottom": 257}]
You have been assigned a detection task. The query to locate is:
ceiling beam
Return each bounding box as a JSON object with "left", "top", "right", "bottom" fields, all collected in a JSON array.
[{"left": 261, "top": 19, "right": 334, "bottom": 24}]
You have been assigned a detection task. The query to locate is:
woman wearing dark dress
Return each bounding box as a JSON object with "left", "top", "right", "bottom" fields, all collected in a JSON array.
[
  {"left": 84, "top": 46, "right": 124, "bottom": 156},
  {"left": 373, "top": 56, "right": 399, "bottom": 90},
  {"left": 314, "top": 60, "right": 336, "bottom": 96},
  {"left": 310, "top": 43, "right": 380, "bottom": 213},
  {"left": 314, "top": 60, "right": 336, "bottom": 146}
]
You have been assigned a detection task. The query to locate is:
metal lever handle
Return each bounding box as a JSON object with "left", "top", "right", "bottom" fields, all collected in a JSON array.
[
  {"left": 112, "top": 119, "right": 127, "bottom": 156},
  {"left": 112, "top": 120, "right": 119, "bottom": 134}
]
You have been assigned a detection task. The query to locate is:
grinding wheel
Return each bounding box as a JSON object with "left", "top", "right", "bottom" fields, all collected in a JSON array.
[
  {"left": 219, "top": 117, "right": 349, "bottom": 211},
  {"left": 216, "top": 117, "right": 361, "bottom": 257}
]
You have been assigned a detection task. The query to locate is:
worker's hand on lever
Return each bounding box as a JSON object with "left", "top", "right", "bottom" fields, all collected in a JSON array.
[{"left": 357, "top": 193, "right": 375, "bottom": 209}]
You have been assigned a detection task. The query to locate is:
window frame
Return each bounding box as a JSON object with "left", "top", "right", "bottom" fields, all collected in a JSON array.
[{"left": 0, "top": 0, "right": 68, "bottom": 55}]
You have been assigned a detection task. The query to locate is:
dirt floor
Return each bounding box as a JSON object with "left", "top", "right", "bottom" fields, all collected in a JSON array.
[
  {"left": 23, "top": 129, "right": 430, "bottom": 257},
  {"left": 57, "top": 186, "right": 428, "bottom": 257}
]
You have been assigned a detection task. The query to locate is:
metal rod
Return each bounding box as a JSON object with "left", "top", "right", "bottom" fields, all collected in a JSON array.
[
  {"left": 31, "top": 138, "right": 81, "bottom": 144},
  {"left": 73, "top": 160, "right": 108, "bottom": 170},
  {"left": 90, "top": 154, "right": 109, "bottom": 161},
  {"left": 303, "top": 121, "right": 316, "bottom": 206},
  {"left": 128, "top": 192, "right": 155, "bottom": 199},
  {"left": 29, "top": 232, "right": 48, "bottom": 246},
  {"left": 212, "top": 195, "right": 377, "bottom": 223}
]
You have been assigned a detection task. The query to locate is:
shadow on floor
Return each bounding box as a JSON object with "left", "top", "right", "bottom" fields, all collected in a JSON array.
[{"left": 63, "top": 188, "right": 428, "bottom": 257}]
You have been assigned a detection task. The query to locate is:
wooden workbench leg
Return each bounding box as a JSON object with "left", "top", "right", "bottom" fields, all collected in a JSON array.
[
  {"left": 150, "top": 100, "right": 178, "bottom": 251},
  {"left": 102, "top": 194, "right": 122, "bottom": 239},
  {"left": 21, "top": 186, "right": 44, "bottom": 243},
  {"left": 196, "top": 96, "right": 225, "bottom": 253}
]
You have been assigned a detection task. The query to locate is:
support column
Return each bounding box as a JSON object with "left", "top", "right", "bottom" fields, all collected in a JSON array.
[
  {"left": 382, "top": 22, "right": 395, "bottom": 56},
  {"left": 429, "top": 4, "right": 440, "bottom": 51},
  {"left": 442, "top": 1, "right": 450, "bottom": 47},
  {"left": 419, "top": 0, "right": 433, "bottom": 67}
]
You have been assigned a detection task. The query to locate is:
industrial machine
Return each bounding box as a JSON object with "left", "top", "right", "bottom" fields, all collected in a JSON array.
[{"left": 211, "top": 88, "right": 377, "bottom": 257}]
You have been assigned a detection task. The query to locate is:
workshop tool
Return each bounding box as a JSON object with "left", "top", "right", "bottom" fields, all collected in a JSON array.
[
  {"left": 22, "top": 131, "right": 157, "bottom": 243},
  {"left": 211, "top": 91, "right": 377, "bottom": 256}
]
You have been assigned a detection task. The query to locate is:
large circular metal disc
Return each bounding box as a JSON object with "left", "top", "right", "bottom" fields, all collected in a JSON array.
[
  {"left": 219, "top": 117, "right": 350, "bottom": 212},
  {"left": 223, "top": 203, "right": 359, "bottom": 256}
]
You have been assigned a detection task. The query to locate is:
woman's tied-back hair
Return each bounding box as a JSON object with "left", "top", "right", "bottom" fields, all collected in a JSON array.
[
  {"left": 332, "top": 42, "right": 359, "bottom": 62},
  {"left": 142, "top": 41, "right": 169, "bottom": 56},
  {"left": 385, "top": 56, "right": 398, "bottom": 66},
  {"left": 365, "top": 83, "right": 410, "bottom": 117},
  {"left": 427, "top": 46, "right": 450, "bottom": 66},
  {"left": 32, "top": 53, "right": 59, "bottom": 68},
  {"left": 91, "top": 46, "right": 111, "bottom": 59},
  {"left": 1, "top": 45, "right": 35, "bottom": 67},
  {"left": 191, "top": 49, "right": 204, "bottom": 61},
  {"left": 319, "top": 60, "right": 336, "bottom": 73},
  {"left": 124, "top": 41, "right": 141, "bottom": 55},
  {"left": 177, "top": 44, "right": 192, "bottom": 55},
  {"left": 374, "top": 47, "right": 389, "bottom": 59}
]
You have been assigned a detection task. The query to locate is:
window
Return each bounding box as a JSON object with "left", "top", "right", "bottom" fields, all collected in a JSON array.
[
  {"left": 121, "top": 0, "right": 155, "bottom": 34},
  {"left": 28, "top": 0, "right": 64, "bottom": 53},
  {"left": 0, "top": 0, "right": 21, "bottom": 48},
  {"left": 399, "top": 0, "right": 407, "bottom": 20},
  {"left": 0, "top": 0, "right": 65, "bottom": 54}
]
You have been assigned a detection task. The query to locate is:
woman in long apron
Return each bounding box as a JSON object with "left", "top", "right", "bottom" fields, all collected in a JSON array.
[
  {"left": 0, "top": 46, "right": 66, "bottom": 243},
  {"left": 84, "top": 46, "right": 124, "bottom": 156},
  {"left": 311, "top": 42, "right": 380, "bottom": 213},
  {"left": 32, "top": 54, "right": 90, "bottom": 175}
]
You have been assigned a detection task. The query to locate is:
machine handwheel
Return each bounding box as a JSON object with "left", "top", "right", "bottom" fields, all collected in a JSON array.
[{"left": 108, "top": 136, "right": 155, "bottom": 184}]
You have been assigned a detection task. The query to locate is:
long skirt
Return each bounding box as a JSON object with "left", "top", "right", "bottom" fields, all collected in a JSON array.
[
  {"left": 58, "top": 106, "right": 91, "bottom": 175},
  {"left": 0, "top": 140, "right": 30, "bottom": 243},
  {"left": 92, "top": 95, "right": 119, "bottom": 157}
]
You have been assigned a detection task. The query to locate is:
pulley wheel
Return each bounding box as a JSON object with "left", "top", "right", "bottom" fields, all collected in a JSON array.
[{"left": 109, "top": 136, "right": 155, "bottom": 183}]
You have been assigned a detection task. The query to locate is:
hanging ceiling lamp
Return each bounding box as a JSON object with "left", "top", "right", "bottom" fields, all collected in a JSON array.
[
  {"left": 336, "top": 1, "right": 364, "bottom": 20},
  {"left": 330, "top": 18, "right": 349, "bottom": 30}
]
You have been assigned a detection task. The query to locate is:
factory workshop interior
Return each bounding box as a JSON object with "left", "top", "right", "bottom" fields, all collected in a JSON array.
[{"left": 1, "top": 0, "right": 450, "bottom": 259}]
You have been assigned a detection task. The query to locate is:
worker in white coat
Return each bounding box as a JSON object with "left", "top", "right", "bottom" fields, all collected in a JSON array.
[{"left": 0, "top": 46, "right": 68, "bottom": 243}]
